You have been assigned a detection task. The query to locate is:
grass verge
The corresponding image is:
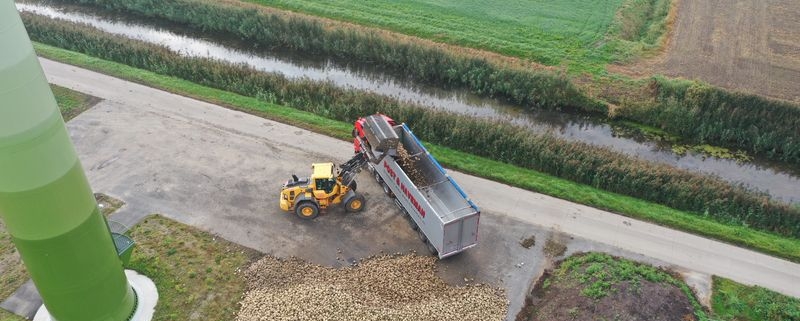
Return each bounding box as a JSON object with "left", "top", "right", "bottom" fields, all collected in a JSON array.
[
  {"left": 0, "top": 220, "right": 27, "bottom": 321},
  {"left": 712, "top": 276, "right": 800, "bottom": 321},
  {"left": 51, "top": 83, "right": 101, "bottom": 121},
  {"left": 95, "top": 193, "right": 125, "bottom": 217},
  {"left": 32, "top": 42, "right": 800, "bottom": 263},
  {"left": 125, "top": 215, "right": 262, "bottom": 321}
]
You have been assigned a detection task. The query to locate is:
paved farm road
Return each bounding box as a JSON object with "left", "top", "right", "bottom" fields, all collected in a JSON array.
[{"left": 40, "top": 58, "right": 800, "bottom": 304}]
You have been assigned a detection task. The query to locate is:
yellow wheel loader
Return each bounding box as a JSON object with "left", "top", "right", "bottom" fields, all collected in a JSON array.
[{"left": 279, "top": 154, "right": 367, "bottom": 219}]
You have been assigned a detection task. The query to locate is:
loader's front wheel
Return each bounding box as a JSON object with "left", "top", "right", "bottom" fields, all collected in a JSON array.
[
  {"left": 345, "top": 194, "right": 366, "bottom": 213},
  {"left": 296, "top": 202, "right": 319, "bottom": 220}
]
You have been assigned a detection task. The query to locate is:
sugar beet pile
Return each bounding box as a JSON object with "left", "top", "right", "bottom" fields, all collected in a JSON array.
[
  {"left": 236, "top": 254, "right": 508, "bottom": 321},
  {"left": 396, "top": 145, "right": 430, "bottom": 187}
]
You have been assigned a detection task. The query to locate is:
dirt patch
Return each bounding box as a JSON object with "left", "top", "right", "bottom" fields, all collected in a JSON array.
[
  {"left": 237, "top": 254, "right": 508, "bottom": 321},
  {"left": 531, "top": 279, "right": 696, "bottom": 321},
  {"left": 94, "top": 193, "right": 125, "bottom": 217},
  {"left": 518, "top": 253, "right": 701, "bottom": 321},
  {"left": 543, "top": 234, "right": 567, "bottom": 258},
  {"left": 614, "top": 0, "right": 800, "bottom": 102},
  {"left": 520, "top": 235, "right": 536, "bottom": 249}
]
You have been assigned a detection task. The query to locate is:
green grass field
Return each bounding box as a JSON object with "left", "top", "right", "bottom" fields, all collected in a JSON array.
[
  {"left": 50, "top": 84, "right": 100, "bottom": 121},
  {"left": 245, "top": 0, "right": 671, "bottom": 72},
  {"left": 712, "top": 276, "right": 800, "bottom": 321}
]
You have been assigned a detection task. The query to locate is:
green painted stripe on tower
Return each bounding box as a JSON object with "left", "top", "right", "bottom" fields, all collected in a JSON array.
[
  {"left": 12, "top": 205, "right": 136, "bottom": 320},
  {"left": 0, "top": 1, "right": 136, "bottom": 320}
]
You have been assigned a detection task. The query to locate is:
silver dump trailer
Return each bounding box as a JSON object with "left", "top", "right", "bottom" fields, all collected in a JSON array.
[{"left": 354, "top": 115, "right": 480, "bottom": 258}]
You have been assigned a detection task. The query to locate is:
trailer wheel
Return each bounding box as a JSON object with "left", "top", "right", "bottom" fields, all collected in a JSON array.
[
  {"left": 408, "top": 215, "right": 419, "bottom": 231},
  {"left": 374, "top": 172, "right": 382, "bottom": 183},
  {"left": 295, "top": 202, "right": 319, "bottom": 220},
  {"left": 382, "top": 182, "right": 394, "bottom": 197},
  {"left": 345, "top": 194, "right": 366, "bottom": 213},
  {"left": 425, "top": 241, "right": 438, "bottom": 256},
  {"left": 417, "top": 228, "right": 427, "bottom": 243}
]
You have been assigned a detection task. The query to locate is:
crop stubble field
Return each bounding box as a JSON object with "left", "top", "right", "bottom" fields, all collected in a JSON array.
[{"left": 619, "top": 0, "right": 800, "bottom": 102}]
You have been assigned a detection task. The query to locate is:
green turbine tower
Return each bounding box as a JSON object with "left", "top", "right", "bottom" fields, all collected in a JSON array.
[{"left": 0, "top": 1, "right": 137, "bottom": 320}]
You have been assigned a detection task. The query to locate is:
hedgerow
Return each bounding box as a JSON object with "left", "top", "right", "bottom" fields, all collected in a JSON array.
[{"left": 622, "top": 77, "right": 800, "bottom": 163}]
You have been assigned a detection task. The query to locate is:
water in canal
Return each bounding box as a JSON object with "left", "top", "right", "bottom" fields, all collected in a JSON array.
[{"left": 18, "top": 2, "right": 799, "bottom": 204}]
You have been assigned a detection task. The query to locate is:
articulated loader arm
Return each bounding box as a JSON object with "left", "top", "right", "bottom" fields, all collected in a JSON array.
[{"left": 338, "top": 153, "right": 367, "bottom": 189}]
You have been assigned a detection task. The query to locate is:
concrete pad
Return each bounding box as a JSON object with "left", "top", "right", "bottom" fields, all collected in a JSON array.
[
  {"left": 677, "top": 269, "right": 714, "bottom": 309},
  {"left": 0, "top": 280, "right": 41, "bottom": 320}
]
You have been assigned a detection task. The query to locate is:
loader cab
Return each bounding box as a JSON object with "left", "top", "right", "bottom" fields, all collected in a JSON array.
[{"left": 311, "top": 163, "right": 338, "bottom": 197}]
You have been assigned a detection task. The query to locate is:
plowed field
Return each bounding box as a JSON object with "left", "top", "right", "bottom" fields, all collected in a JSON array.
[{"left": 618, "top": 0, "right": 800, "bottom": 102}]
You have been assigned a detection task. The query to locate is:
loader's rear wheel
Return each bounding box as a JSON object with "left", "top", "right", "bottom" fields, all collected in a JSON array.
[
  {"left": 295, "top": 202, "right": 319, "bottom": 220},
  {"left": 345, "top": 194, "right": 366, "bottom": 213}
]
